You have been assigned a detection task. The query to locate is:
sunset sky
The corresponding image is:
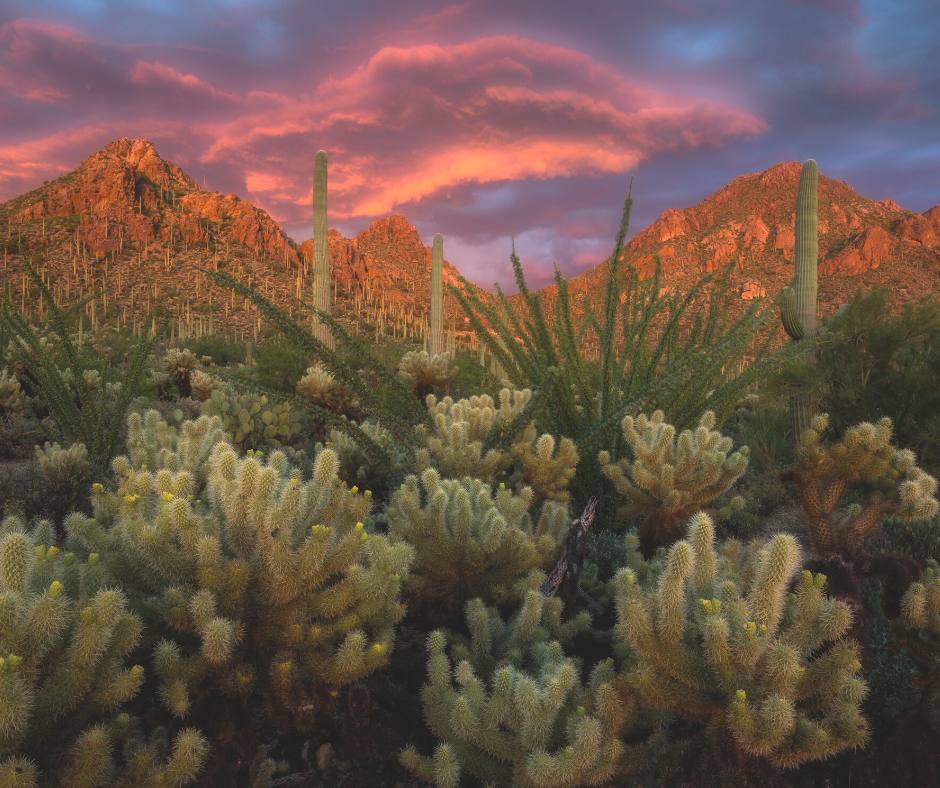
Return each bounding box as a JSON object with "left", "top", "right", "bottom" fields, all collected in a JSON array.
[{"left": 1, "top": 0, "right": 937, "bottom": 294}]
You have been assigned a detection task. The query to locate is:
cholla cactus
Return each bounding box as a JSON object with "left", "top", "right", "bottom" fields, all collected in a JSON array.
[
  {"left": 60, "top": 367, "right": 102, "bottom": 394},
  {"left": 296, "top": 365, "right": 368, "bottom": 427},
  {"left": 0, "top": 369, "right": 24, "bottom": 416},
  {"left": 613, "top": 510, "right": 869, "bottom": 775},
  {"left": 190, "top": 369, "right": 223, "bottom": 402},
  {"left": 386, "top": 467, "right": 569, "bottom": 621},
  {"left": 897, "top": 560, "right": 940, "bottom": 730},
  {"left": 779, "top": 413, "right": 939, "bottom": 559},
  {"left": 66, "top": 412, "right": 413, "bottom": 736},
  {"left": 0, "top": 514, "right": 208, "bottom": 787},
  {"left": 413, "top": 388, "right": 578, "bottom": 503},
  {"left": 35, "top": 441, "right": 91, "bottom": 487},
  {"left": 400, "top": 592, "right": 638, "bottom": 788},
  {"left": 598, "top": 409, "right": 748, "bottom": 557},
  {"left": 322, "top": 419, "right": 416, "bottom": 508},
  {"left": 398, "top": 350, "right": 456, "bottom": 403},
  {"left": 163, "top": 348, "right": 199, "bottom": 399}
]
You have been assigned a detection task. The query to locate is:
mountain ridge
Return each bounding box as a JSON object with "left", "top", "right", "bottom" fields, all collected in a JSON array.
[{"left": 1, "top": 138, "right": 938, "bottom": 361}]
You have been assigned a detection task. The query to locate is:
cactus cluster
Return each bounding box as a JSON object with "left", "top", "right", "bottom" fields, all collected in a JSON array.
[
  {"left": 597, "top": 409, "right": 748, "bottom": 557},
  {"left": 200, "top": 385, "right": 303, "bottom": 451},
  {"left": 162, "top": 347, "right": 199, "bottom": 400},
  {"left": 779, "top": 412, "right": 939, "bottom": 559},
  {"left": 66, "top": 410, "right": 413, "bottom": 737},
  {"left": 400, "top": 592, "right": 633, "bottom": 788},
  {"left": 296, "top": 364, "right": 368, "bottom": 427},
  {"left": 413, "top": 387, "right": 579, "bottom": 505},
  {"left": 34, "top": 439, "right": 92, "bottom": 488},
  {"left": 189, "top": 368, "right": 223, "bottom": 402},
  {"left": 386, "top": 467, "right": 569, "bottom": 621},
  {"left": 0, "top": 514, "right": 208, "bottom": 786},
  {"left": 613, "top": 510, "right": 870, "bottom": 774},
  {"left": 398, "top": 350, "right": 456, "bottom": 404},
  {"left": 319, "top": 419, "right": 416, "bottom": 514},
  {"left": 0, "top": 368, "right": 24, "bottom": 416}
]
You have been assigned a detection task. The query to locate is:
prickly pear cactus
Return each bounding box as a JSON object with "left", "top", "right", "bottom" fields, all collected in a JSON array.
[
  {"left": 0, "top": 514, "right": 209, "bottom": 787},
  {"left": 200, "top": 385, "right": 302, "bottom": 452},
  {"left": 598, "top": 409, "right": 748, "bottom": 557}
]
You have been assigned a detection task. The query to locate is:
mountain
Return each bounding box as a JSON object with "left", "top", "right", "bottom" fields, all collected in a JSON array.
[{"left": 1, "top": 139, "right": 938, "bottom": 365}]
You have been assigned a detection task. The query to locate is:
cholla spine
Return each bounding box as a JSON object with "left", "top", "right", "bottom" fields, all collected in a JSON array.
[
  {"left": 778, "top": 412, "right": 939, "bottom": 558},
  {"left": 386, "top": 467, "right": 569, "bottom": 620},
  {"left": 0, "top": 516, "right": 207, "bottom": 786},
  {"left": 67, "top": 410, "right": 413, "bottom": 735},
  {"left": 613, "top": 510, "right": 869, "bottom": 772},
  {"left": 597, "top": 409, "right": 748, "bottom": 556},
  {"left": 400, "top": 592, "right": 631, "bottom": 787}
]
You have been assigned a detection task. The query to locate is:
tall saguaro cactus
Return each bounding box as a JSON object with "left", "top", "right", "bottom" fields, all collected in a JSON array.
[
  {"left": 311, "top": 150, "right": 334, "bottom": 351},
  {"left": 430, "top": 233, "right": 445, "bottom": 357},
  {"left": 780, "top": 159, "right": 820, "bottom": 445}
]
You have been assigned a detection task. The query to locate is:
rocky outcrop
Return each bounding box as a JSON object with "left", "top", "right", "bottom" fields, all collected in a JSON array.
[
  {"left": 820, "top": 226, "right": 892, "bottom": 276},
  {"left": 895, "top": 205, "right": 940, "bottom": 249}
]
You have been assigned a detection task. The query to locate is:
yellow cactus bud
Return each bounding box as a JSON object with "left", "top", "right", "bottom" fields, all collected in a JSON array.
[
  {"left": 35, "top": 545, "right": 46, "bottom": 560},
  {"left": 743, "top": 621, "right": 756, "bottom": 636},
  {"left": 47, "top": 546, "right": 58, "bottom": 561},
  {"left": 93, "top": 483, "right": 103, "bottom": 493},
  {"left": 5, "top": 655, "right": 21, "bottom": 672},
  {"left": 49, "top": 581, "right": 63, "bottom": 599},
  {"left": 736, "top": 689, "right": 746, "bottom": 702},
  {"left": 88, "top": 553, "right": 99, "bottom": 566}
]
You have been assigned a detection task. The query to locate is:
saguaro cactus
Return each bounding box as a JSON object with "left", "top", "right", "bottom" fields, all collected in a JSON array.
[
  {"left": 430, "top": 233, "right": 445, "bottom": 357},
  {"left": 311, "top": 150, "right": 334, "bottom": 351},
  {"left": 780, "top": 159, "right": 820, "bottom": 444}
]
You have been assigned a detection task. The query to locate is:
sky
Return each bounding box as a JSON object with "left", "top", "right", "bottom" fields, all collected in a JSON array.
[{"left": 0, "top": 0, "right": 937, "bottom": 295}]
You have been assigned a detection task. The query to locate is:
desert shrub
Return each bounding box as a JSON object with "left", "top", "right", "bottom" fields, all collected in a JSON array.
[
  {"left": 252, "top": 336, "right": 322, "bottom": 394},
  {"left": 861, "top": 579, "right": 922, "bottom": 728},
  {"left": 759, "top": 285, "right": 940, "bottom": 479},
  {"left": 179, "top": 333, "right": 245, "bottom": 368}
]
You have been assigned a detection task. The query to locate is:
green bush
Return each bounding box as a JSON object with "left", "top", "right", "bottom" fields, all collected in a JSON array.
[
  {"left": 179, "top": 333, "right": 245, "bottom": 368},
  {"left": 759, "top": 285, "right": 940, "bottom": 479}
]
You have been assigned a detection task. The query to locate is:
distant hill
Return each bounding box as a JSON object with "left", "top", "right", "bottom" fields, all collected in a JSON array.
[{"left": 1, "top": 138, "right": 937, "bottom": 364}]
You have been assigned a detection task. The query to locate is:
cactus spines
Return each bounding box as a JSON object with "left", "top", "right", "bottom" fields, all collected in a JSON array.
[
  {"left": 779, "top": 412, "right": 939, "bottom": 558},
  {"left": 598, "top": 409, "right": 748, "bottom": 557},
  {"left": 614, "top": 512, "right": 869, "bottom": 775},
  {"left": 430, "top": 233, "right": 445, "bottom": 358},
  {"left": 311, "top": 149, "right": 334, "bottom": 351},
  {"left": 780, "top": 159, "right": 821, "bottom": 444}
]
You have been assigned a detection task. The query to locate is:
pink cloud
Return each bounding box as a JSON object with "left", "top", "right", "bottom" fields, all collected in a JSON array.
[{"left": 196, "top": 35, "right": 768, "bottom": 225}]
